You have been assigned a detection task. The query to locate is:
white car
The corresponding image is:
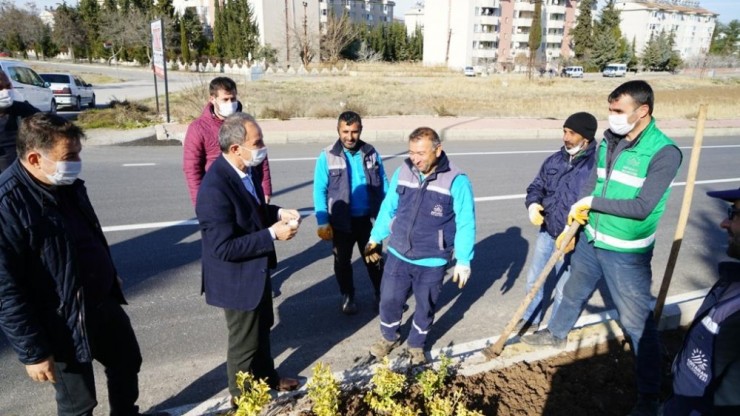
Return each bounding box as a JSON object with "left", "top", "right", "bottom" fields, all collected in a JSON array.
[
  {"left": 40, "top": 73, "right": 96, "bottom": 111},
  {"left": 0, "top": 59, "right": 56, "bottom": 113},
  {"left": 464, "top": 66, "right": 476, "bottom": 77}
]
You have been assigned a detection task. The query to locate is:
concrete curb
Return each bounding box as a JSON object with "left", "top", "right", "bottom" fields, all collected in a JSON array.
[
  {"left": 160, "top": 288, "right": 708, "bottom": 416},
  {"left": 84, "top": 125, "right": 740, "bottom": 147}
]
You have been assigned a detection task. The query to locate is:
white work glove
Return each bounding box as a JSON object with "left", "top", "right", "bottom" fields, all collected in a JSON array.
[
  {"left": 528, "top": 203, "right": 544, "bottom": 226},
  {"left": 452, "top": 265, "right": 471, "bottom": 289},
  {"left": 568, "top": 196, "right": 593, "bottom": 225}
]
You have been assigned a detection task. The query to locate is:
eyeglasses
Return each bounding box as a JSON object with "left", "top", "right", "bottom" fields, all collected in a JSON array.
[{"left": 729, "top": 206, "right": 740, "bottom": 221}]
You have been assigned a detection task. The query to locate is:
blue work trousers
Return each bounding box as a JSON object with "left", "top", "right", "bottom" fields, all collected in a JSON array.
[
  {"left": 378, "top": 254, "right": 446, "bottom": 348},
  {"left": 547, "top": 232, "right": 662, "bottom": 394},
  {"left": 522, "top": 230, "right": 571, "bottom": 325}
]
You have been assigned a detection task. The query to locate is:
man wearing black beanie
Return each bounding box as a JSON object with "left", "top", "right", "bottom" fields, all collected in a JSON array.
[{"left": 517, "top": 111, "right": 598, "bottom": 334}]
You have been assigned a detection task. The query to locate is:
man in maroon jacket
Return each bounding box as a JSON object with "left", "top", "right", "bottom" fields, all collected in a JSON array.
[{"left": 182, "top": 77, "right": 272, "bottom": 206}]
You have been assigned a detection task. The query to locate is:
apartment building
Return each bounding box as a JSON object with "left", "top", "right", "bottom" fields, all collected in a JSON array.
[
  {"left": 615, "top": 0, "right": 717, "bottom": 59},
  {"left": 404, "top": 3, "right": 425, "bottom": 36},
  {"left": 319, "top": 0, "right": 395, "bottom": 27},
  {"left": 423, "top": 0, "right": 593, "bottom": 71}
]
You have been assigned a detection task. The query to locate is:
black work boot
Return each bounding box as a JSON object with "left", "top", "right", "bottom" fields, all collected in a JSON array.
[{"left": 341, "top": 294, "right": 358, "bottom": 315}]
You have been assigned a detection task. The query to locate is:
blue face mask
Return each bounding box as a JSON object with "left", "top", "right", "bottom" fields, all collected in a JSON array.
[{"left": 42, "top": 154, "right": 82, "bottom": 185}]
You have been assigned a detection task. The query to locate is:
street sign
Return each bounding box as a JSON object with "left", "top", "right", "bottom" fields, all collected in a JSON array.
[{"left": 151, "top": 19, "right": 165, "bottom": 79}]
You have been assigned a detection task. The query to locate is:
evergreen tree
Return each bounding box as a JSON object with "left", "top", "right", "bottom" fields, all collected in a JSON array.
[
  {"left": 210, "top": 0, "right": 225, "bottom": 60},
  {"left": 590, "top": 0, "right": 622, "bottom": 69},
  {"left": 709, "top": 20, "right": 740, "bottom": 56},
  {"left": 179, "top": 16, "right": 190, "bottom": 64},
  {"left": 79, "top": 0, "right": 102, "bottom": 61},
  {"left": 405, "top": 25, "right": 423, "bottom": 61},
  {"left": 527, "top": 0, "right": 542, "bottom": 78},
  {"left": 572, "top": 0, "right": 594, "bottom": 60}
]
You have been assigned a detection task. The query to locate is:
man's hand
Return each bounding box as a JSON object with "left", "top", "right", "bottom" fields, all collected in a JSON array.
[
  {"left": 364, "top": 241, "right": 382, "bottom": 264},
  {"left": 271, "top": 221, "right": 298, "bottom": 241},
  {"left": 452, "top": 265, "right": 471, "bottom": 289},
  {"left": 279, "top": 209, "right": 300, "bottom": 222},
  {"left": 555, "top": 226, "right": 576, "bottom": 254},
  {"left": 317, "top": 224, "right": 333, "bottom": 241},
  {"left": 26, "top": 356, "right": 56, "bottom": 383},
  {"left": 528, "top": 203, "right": 545, "bottom": 226},
  {"left": 264, "top": 195, "right": 271, "bottom": 204},
  {"left": 568, "top": 196, "right": 593, "bottom": 225}
]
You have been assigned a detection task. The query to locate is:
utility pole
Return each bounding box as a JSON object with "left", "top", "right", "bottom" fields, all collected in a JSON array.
[{"left": 285, "top": 0, "right": 291, "bottom": 63}]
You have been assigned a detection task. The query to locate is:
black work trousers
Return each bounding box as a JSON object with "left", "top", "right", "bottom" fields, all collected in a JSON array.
[
  {"left": 332, "top": 216, "right": 383, "bottom": 298},
  {"left": 52, "top": 296, "right": 142, "bottom": 416},
  {"left": 223, "top": 278, "right": 279, "bottom": 399}
]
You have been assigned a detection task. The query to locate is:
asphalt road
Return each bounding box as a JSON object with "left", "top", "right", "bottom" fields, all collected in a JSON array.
[{"left": 0, "top": 137, "right": 738, "bottom": 415}]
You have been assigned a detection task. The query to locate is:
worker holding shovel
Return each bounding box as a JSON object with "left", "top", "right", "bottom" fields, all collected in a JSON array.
[{"left": 522, "top": 80, "right": 683, "bottom": 416}]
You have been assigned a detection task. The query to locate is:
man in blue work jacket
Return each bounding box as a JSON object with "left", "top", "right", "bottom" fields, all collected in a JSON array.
[
  {"left": 662, "top": 186, "right": 740, "bottom": 415},
  {"left": 364, "top": 127, "right": 476, "bottom": 365},
  {"left": 313, "top": 111, "right": 388, "bottom": 314}
]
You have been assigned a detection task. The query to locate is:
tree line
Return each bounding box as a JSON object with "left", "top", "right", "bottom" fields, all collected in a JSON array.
[{"left": 0, "top": 0, "right": 422, "bottom": 67}]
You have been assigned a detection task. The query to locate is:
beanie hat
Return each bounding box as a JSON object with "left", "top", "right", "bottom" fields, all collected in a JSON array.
[{"left": 563, "top": 112, "right": 598, "bottom": 141}]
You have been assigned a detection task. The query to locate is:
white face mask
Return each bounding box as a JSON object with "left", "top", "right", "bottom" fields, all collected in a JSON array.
[
  {"left": 217, "top": 101, "right": 238, "bottom": 118},
  {"left": 0, "top": 89, "right": 13, "bottom": 109},
  {"left": 240, "top": 146, "right": 268, "bottom": 167},
  {"left": 566, "top": 141, "right": 585, "bottom": 156},
  {"left": 608, "top": 113, "right": 637, "bottom": 136},
  {"left": 42, "top": 154, "right": 82, "bottom": 185}
]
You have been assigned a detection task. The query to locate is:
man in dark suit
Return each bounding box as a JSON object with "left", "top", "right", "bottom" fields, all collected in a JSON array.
[{"left": 195, "top": 112, "right": 300, "bottom": 401}]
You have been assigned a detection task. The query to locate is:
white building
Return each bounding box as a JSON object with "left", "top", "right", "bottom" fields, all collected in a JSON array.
[
  {"left": 615, "top": 0, "right": 717, "bottom": 60},
  {"left": 404, "top": 2, "right": 424, "bottom": 36},
  {"left": 319, "top": 0, "right": 395, "bottom": 27},
  {"left": 423, "top": 0, "right": 593, "bottom": 71}
]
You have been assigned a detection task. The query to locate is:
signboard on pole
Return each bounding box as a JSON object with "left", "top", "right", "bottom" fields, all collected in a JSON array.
[
  {"left": 151, "top": 19, "right": 165, "bottom": 79},
  {"left": 150, "top": 18, "right": 170, "bottom": 122}
]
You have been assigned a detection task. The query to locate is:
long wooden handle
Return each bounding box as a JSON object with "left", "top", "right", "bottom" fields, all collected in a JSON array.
[
  {"left": 483, "top": 223, "right": 581, "bottom": 360},
  {"left": 654, "top": 104, "right": 707, "bottom": 320}
]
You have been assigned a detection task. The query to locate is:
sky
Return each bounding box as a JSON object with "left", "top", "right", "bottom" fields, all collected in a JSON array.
[{"left": 17, "top": 0, "right": 740, "bottom": 23}]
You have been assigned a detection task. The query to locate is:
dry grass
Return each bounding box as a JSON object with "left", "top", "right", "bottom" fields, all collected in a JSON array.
[
  {"left": 76, "top": 99, "right": 158, "bottom": 129},
  {"left": 160, "top": 62, "right": 740, "bottom": 122}
]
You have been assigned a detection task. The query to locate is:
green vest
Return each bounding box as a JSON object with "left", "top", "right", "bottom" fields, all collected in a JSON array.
[{"left": 585, "top": 119, "right": 679, "bottom": 253}]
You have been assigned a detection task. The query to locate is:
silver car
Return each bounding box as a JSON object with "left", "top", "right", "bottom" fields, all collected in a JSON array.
[{"left": 40, "top": 73, "right": 96, "bottom": 111}]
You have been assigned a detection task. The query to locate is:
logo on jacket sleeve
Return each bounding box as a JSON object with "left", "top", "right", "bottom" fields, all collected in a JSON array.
[
  {"left": 431, "top": 204, "right": 444, "bottom": 217},
  {"left": 687, "top": 348, "right": 709, "bottom": 382}
]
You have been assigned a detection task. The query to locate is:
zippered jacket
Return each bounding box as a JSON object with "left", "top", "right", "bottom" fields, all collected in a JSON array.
[{"left": 0, "top": 161, "right": 125, "bottom": 365}]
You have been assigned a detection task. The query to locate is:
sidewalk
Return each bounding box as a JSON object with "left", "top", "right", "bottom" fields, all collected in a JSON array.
[{"left": 84, "top": 115, "right": 740, "bottom": 146}]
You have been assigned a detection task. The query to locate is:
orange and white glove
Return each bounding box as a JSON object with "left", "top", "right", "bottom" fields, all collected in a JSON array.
[
  {"left": 568, "top": 196, "right": 593, "bottom": 225},
  {"left": 317, "top": 224, "right": 333, "bottom": 241},
  {"left": 528, "top": 203, "right": 544, "bottom": 226},
  {"left": 452, "top": 265, "right": 471, "bottom": 289}
]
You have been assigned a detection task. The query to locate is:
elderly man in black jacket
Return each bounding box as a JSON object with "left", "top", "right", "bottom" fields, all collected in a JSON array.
[{"left": 0, "top": 113, "right": 149, "bottom": 415}]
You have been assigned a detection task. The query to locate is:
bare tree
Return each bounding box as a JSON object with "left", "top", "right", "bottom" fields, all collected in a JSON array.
[
  {"left": 99, "top": 7, "right": 157, "bottom": 65},
  {"left": 320, "top": 11, "right": 357, "bottom": 64}
]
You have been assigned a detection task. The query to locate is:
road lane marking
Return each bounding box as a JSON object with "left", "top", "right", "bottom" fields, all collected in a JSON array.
[
  {"left": 101, "top": 177, "right": 740, "bottom": 233},
  {"left": 265, "top": 145, "right": 740, "bottom": 163},
  {"left": 123, "top": 163, "right": 156, "bottom": 166}
]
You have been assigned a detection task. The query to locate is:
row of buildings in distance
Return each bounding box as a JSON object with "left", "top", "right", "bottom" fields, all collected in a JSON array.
[{"left": 165, "top": 1, "right": 719, "bottom": 70}]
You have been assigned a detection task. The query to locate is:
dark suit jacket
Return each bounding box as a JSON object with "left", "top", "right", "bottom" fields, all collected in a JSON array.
[{"left": 195, "top": 155, "right": 279, "bottom": 311}]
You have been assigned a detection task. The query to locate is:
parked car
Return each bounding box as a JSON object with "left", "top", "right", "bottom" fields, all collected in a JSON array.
[
  {"left": 40, "top": 73, "right": 96, "bottom": 111},
  {"left": 463, "top": 66, "right": 476, "bottom": 77},
  {"left": 602, "top": 63, "right": 627, "bottom": 77},
  {"left": 0, "top": 59, "right": 56, "bottom": 113},
  {"left": 563, "top": 66, "right": 584, "bottom": 78}
]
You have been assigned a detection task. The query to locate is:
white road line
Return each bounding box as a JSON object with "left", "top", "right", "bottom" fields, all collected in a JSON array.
[
  {"left": 100, "top": 178, "right": 740, "bottom": 233},
  {"left": 122, "top": 163, "right": 156, "bottom": 167},
  {"left": 265, "top": 144, "right": 740, "bottom": 163}
]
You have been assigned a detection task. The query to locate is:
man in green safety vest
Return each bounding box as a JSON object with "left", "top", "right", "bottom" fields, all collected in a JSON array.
[{"left": 522, "top": 80, "right": 683, "bottom": 416}]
